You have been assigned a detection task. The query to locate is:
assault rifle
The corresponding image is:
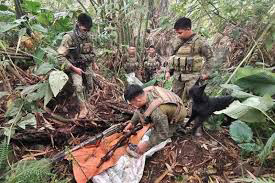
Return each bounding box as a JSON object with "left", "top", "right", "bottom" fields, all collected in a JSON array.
[
  {"left": 97, "top": 124, "right": 143, "bottom": 168},
  {"left": 51, "top": 123, "right": 127, "bottom": 162}
]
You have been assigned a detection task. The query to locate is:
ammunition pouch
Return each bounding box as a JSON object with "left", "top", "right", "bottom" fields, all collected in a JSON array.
[{"left": 172, "top": 56, "right": 204, "bottom": 73}]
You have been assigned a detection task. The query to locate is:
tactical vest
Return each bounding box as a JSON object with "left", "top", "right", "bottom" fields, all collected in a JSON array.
[
  {"left": 144, "top": 56, "right": 160, "bottom": 70},
  {"left": 172, "top": 36, "right": 204, "bottom": 73},
  {"left": 67, "top": 31, "right": 94, "bottom": 67},
  {"left": 124, "top": 55, "right": 139, "bottom": 73},
  {"left": 137, "top": 86, "right": 183, "bottom": 124}
]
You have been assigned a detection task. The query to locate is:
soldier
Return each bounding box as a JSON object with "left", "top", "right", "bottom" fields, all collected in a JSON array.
[
  {"left": 57, "top": 13, "right": 98, "bottom": 118},
  {"left": 122, "top": 46, "right": 140, "bottom": 74},
  {"left": 143, "top": 45, "right": 162, "bottom": 82},
  {"left": 165, "top": 17, "right": 213, "bottom": 103},
  {"left": 123, "top": 84, "right": 187, "bottom": 157}
]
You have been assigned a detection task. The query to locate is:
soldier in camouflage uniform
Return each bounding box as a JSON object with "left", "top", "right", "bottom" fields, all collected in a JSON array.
[
  {"left": 123, "top": 84, "right": 187, "bottom": 157},
  {"left": 143, "top": 45, "right": 162, "bottom": 82},
  {"left": 166, "top": 17, "right": 213, "bottom": 103},
  {"left": 57, "top": 13, "right": 98, "bottom": 118},
  {"left": 122, "top": 46, "right": 142, "bottom": 80}
]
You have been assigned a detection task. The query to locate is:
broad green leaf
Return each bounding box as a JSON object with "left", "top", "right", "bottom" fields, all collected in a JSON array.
[
  {"left": 21, "top": 83, "right": 43, "bottom": 96},
  {"left": 44, "top": 82, "right": 53, "bottom": 107},
  {"left": 238, "top": 143, "right": 262, "bottom": 152},
  {"left": 215, "top": 96, "right": 274, "bottom": 123},
  {"left": 230, "top": 120, "right": 253, "bottom": 143},
  {"left": 18, "top": 113, "right": 36, "bottom": 129},
  {"left": 35, "top": 63, "right": 54, "bottom": 75},
  {"left": 0, "top": 23, "right": 20, "bottom": 33},
  {"left": 221, "top": 84, "right": 255, "bottom": 99},
  {"left": 3, "top": 127, "right": 15, "bottom": 138},
  {"left": 6, "top": 111, "right": 22, "bottom": 125},
  {"left": 232, "top": 67, "right": 275, "bottom": 96},
  {"left": 22, "top": 0, "right": 41, "bottom": 14},
  {"left": 18, "top": 28, "right": 26, "bottom": 37},
  {"left": 34, "top": 47, "right": 46, "bottom": 64},
  {"left": 5, "top": 99, "right": 24, "bottom": 117},
  {"left": 258, "top": 133, "right": 275, "bottom": 163},
  {"left": 0, "top": 91, "right": 8, "bottom": 99},
  {"left": 32, "top": 24, "right": 48, "bottom": 33},
  {"left": 49, "top": 71, "right": 68, "bottom": 97}
]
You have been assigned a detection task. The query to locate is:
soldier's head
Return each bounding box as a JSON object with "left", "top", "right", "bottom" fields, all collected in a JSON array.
[
  {"left": 148, "top": 45, "right": 156, "bottom": 57},
  {"left": 124, "top": 84, "right": 147, "bottom": 109},
  {"left": 77, "top": 13, "right": 93, "bottom": 34},
  {"left": 174, "top": 17, "right": 192, "bottom": 40},
  {"left": 128, "top": 46, "right": 136, "bottom": 56}
]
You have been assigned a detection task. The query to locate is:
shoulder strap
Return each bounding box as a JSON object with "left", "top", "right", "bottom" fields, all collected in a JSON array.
[
  {"left": 172, "top": 34, "right": 196, "bottom": 55},
  {"left": 143, "top": 86, "right": 183, "bottom": 118}
]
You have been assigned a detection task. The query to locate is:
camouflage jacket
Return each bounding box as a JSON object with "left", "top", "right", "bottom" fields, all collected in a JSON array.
[
  {"left": 168, "top": 33, "right": 213, "bottom": 81},
  {"left": 143, "top": 53, "right": 162, "bottom": 70},
  {"left": 57, "top": 31, "right": 95, "bottom": 71},
  {"left": 130, "top": 91, "right": 186, "bottom": 148},
  {"left": 122, "top": 53, "right": 141, "bottom": 73}
]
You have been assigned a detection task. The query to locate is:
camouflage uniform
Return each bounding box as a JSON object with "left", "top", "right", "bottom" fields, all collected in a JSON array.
[
  {"left": 168, "top": 33, "right": 213, "bottom": 102},
  {"left": 130, "top": 87, "right": 187, "bottom": 149},
  {"left": 57, "top": 30, "right": 95, "bottom": 103},
  {"left": 143, "top": 53, "right": 162, "bottom": 82},
  {"left": 122, "top": 53, "right": 142, "bottom": 80}
]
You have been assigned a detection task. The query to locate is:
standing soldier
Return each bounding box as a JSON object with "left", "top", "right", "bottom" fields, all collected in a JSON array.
[
  {"left": 122, "top": 46, "right": 142, "bottom": 81},
  {"left": 57, "top": 13, "right": 98, "bottom": 118},
  {"left": 166, "top": 17, "right": 213, "bottom": 104},
  {"left": 143, "top": 45, "right": 162, "bottom": 82}
]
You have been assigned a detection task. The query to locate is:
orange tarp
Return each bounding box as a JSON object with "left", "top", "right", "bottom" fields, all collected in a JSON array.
[{"left": 69, "top": 125, "right": 150, "bottom": 183}]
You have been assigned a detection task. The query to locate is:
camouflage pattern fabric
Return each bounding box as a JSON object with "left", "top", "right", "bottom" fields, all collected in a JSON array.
[
  {"left": 57, "top": 31, "right": 95, "bottom": 102},
  {"left": 130, "top": 92, "right": 187, "bottom": 149},
  {"left": 143, "top": 53, "right": 162, "bottom": 82},
  {"left": 169, "top": 33, "right": 213, "bottom": 102}
]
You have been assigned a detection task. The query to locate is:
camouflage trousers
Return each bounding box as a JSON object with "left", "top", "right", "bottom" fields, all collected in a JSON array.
[
  {"left": 147, "top": 104, "right": 187, "bottom": 149},
  {"left": 71, "top": 64, "right": 94, "bottom": 103},
  {"left": 172, "top": 72, "right": 200, "bottom": 103}
]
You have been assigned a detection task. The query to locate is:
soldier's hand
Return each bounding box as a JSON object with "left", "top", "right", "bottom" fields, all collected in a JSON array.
[
  {"left": 93, "top": 63, "right": 99, "bottom": 71},
  {"left": 123, "top": 122, "right": 133, "bottom": 133},
  {"left": 165, "top": 72, "right": 170, "bottom": 80},
  {"left": 201, "top": 74, "right": 209, "bottom": 80},
  {"left": 74, "top": 67, "right": 84, "bottom": 76}
]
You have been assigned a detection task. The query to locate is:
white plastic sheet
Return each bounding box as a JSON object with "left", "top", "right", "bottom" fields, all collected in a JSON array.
[
  {"left": 93, "top": 130, "right": 171, "bottom": 183},
  {"left": 125, "top": 72, "right": 143, "bottom": 86}
]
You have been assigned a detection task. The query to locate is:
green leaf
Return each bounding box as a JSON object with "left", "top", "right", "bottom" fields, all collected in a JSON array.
[
  {"left": 22, "top": 0, "right": 41, "bottom": 14},
  {"left": 35, "top": 63, "right": 54, "bottom": 75},
  {"left": 215, "top": 96, "right": 274, "bottom": 123},
  {"left": 258, "top": 133, "right": 275, "bottom": 163},
  {"left": 221, "top": 84, "right": 255, "bottom": 99},
  {"left": 0, "top": 91, "right": 8, "bottom": 99},
  {"left": 44, "top": 82, "right": 53, "bottom": 107},
  {"left": 19, "top": 28, "right": 26, "bottom": 37},
  {"left": 5, "top": 99, "right": 24, "bottom": 117},
  {"left": 230, "top": 120, "right": 253, "bottom": 143},
  {"left": 238, "top": 143, "right": 262, "bottom": 152},
  {"left": 18, "top": 113, "right": 36, "bottom": 129},
  {"left": 32, "top": 24, "right": 48, "bottom": 33},
  {"left": 0, "top": 22, "right": 20, "bottom": 33},
  {"left": 33, "top": 47, "right": 46, "bottom": 64},
  {"left": 49, "top": 71, "right": 68, "bottom": 97},
  {"left": 21, "top": 83, "right": 43, "bottom": 96},
  {"left": 232, "top": 67, "right": 275, "bottom": 96},
  {"left": 0, "top": 5, "right": 9, "bottom": 11}
]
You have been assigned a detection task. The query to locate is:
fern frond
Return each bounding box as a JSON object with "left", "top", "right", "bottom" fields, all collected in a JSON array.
[
  {"left": 0, "top": 140, "right": 9, "bottom": 170},
  {"left": 258, "top": 133, "right": 275, "bottom": 163},
  {"left": 6, "top": 159, "right": 53, "bottom": 183}
]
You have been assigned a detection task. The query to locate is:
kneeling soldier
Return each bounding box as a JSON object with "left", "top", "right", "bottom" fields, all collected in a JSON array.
[{"left": 123, "top": 84, "right": 187, "bottom": 157}]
